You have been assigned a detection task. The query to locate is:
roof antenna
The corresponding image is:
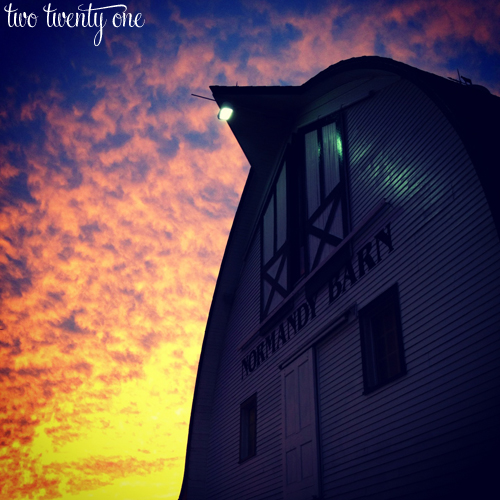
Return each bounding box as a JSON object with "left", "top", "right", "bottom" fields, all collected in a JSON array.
[{"left": 191, "top": 94, "right": 216, "bottom": 101}]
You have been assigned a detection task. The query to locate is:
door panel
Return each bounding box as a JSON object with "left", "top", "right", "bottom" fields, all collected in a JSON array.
[{"left": 282, "top": 348, "right": 320, "bottom": 499}]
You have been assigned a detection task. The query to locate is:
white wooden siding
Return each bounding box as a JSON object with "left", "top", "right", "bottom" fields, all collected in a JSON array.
[
  {"left": 202, "top": 77, "right": 500, "bottom": 500},
  {"left": 317, "top": 78, "right": 500, "bottom": 498}
]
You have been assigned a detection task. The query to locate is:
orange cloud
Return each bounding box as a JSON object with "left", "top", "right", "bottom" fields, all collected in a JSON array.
[{"left": 1, "top": 0, "right": 498, "bottom": 498}]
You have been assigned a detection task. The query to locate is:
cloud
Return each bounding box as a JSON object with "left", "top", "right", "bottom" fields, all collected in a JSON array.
[
  {"left": 0, "top": 0, "right": 499, "bottom": 498},
  {"left": 57, "top": 313, "right": 91, "bottom": 334}
]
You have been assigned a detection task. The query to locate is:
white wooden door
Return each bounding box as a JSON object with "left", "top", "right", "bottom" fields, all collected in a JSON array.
[{"left": 282, "top": 348, "right": 320, "bottom": 499}]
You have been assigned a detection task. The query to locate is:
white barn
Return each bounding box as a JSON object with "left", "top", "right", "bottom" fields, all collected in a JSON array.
[{"left": 179, "top": 57, "right": 500, "bottom": 499}]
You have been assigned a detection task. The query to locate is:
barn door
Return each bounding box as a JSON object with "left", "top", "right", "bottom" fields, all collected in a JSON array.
[{"left": 282, "top": 348, "right": 320, "bottom": 499}]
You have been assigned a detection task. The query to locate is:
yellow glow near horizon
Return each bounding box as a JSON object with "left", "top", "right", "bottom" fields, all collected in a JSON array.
[{"left": 2, "top": 1, "right": 498, "bottom": 498}]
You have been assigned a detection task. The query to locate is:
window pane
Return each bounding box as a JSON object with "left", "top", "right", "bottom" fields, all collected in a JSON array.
[
  {"left": 240, "top": 414, "right": 249, "bottom": 459},
  {"left": 248, "top": 405, "right": 256, "bottom": 457},
  {"left": 360, "top": 285, "right": 406, "bottom": 393},
  {"left": 276, "top": 164, "right": 287, "bottom": 250},
  {"left": 278, "top": 256, "right": 287, "bottom": 290},
  {"left": 308, "top": 233, "right": 321, "bottom": 269},
  {"left": 263, "top": 279, "right": 272, "bottom": 313},
  {"left": 322, "top": 122, "right": 339, "bottom": 196},
  {"left": 240, "top": 395, "right": 257, "bottom": 462},
  {"left": 372, "top": 306, "right": 400, "bottom": 380},
  {"left": 263, "top": 196, "right": 274, "bottom": 264},
  {"left": 270, "top": 286, "right": 285, "bottom": 312},
  {"left": 331, "top": 201, "right": 343, "bottom": 238},
  {"left": 305, "top": 130, "right": 320, "bottom": 216}
]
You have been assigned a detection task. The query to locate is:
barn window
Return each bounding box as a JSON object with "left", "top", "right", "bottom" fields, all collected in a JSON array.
[
  {"left": 302, "top": 117, "right": 349, "bottom": 272},
  {"left": 240, "top": 394, "right": 257, "bottom": 462},
  {"left": 262, "top": 164, "right": 288, "bottom": 317},
  {"left": 359, "top": 284, "right": 406, "bottom": 393},
  {"left": 261, "top": 114, "right": 349, "bottom": 319}
]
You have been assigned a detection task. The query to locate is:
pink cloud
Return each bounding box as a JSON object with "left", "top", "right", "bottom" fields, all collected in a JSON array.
[{"left": 1, "top": 0, "right": 498, "bottom": 497}]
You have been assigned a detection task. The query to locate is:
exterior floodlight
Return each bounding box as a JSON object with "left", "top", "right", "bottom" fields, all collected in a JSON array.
[{"left": 218, "top": 104, "right": 233, "bottom": 121}]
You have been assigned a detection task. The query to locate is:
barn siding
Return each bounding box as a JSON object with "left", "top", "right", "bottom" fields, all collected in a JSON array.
[
  {"left": 206, "top": 228, "right": 285, "bottom": 499},
  {"left": 317, "top": 79, "right": 500, "bottom": 498},
  {"left": 199, "top": 75, "right": 500, "bottom": 499}
]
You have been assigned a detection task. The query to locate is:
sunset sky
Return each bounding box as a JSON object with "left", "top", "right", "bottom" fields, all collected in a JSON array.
[{"left": 0, "top": 1, "right": 499, "bottom": 499}]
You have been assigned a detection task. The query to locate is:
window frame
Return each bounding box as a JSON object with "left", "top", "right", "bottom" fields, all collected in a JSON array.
[
  {"left": 260, "top": 111, "right": 350, "bottom": 320},
  {"left": 359, "top": 284, "right": 407, "bottom": 394},
  {"left": 298, "top": 113, "right": 350, "bottom": 274},
  {"left": 239, "top": 394, "right": 257, "bottom": 463},
  {"left": 261, "top": 162, "right": 289, "bottom": 319}
]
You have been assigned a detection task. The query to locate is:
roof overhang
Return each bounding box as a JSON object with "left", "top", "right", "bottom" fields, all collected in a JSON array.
[{"left": 210, "top": 64, "right": 398, "bottom": 176}]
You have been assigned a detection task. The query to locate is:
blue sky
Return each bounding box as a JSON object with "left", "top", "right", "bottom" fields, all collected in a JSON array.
[{"left": 1, "top": 1, "right": 499, "bottom": 498}]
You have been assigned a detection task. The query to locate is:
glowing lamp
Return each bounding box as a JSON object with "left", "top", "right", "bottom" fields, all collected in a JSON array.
[{"left": 218, "top": 104, "right": 233, "bottom": 121}]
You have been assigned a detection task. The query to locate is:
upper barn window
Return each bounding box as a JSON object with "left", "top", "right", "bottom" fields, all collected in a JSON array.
[
  {"left": 262, "top": 164, "right": 288, "bottom": 317},
  {"left": 302, "top": 117, "right": 349, "bottom": 271},
  {"left": 261, "top": 114, "right": 349, "bottom": 318}
]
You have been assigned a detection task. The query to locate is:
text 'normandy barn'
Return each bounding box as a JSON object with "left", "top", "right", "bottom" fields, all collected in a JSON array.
[{"left": 180, "top": 57, "right": 500, "bottom": 500}]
